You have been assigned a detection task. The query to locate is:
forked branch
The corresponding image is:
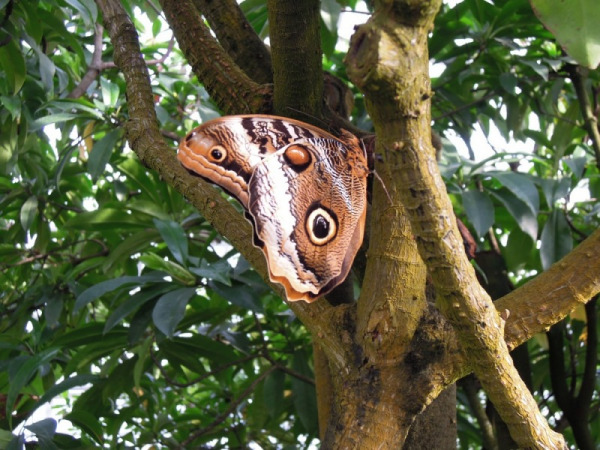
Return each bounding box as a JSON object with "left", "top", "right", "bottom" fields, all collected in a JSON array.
[{"left": 345, "top": 0, "right": 566, "bottom": 447}]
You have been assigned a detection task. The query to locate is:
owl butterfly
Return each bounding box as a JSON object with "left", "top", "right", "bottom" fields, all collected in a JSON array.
[{"left": 178, "top": 115, "right": 369, "bottom": 303}]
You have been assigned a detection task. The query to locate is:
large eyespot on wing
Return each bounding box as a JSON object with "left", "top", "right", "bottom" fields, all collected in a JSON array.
[
  {"left": 247, "top": 137, "right": 368, "bottom": 303},
  {"left": 305, "top": 205, "right": 338, "bottom": 246}
]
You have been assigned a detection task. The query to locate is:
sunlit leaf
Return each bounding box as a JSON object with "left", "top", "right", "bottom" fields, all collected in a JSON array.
[
  {"left": 20, "top": 195, "right": 38, "bottom": 232},
  {"left": 75, "top": 273, "right": 166, "bottom": 311},
  {"left": 530, "top": 0, "right": 600, "bottom": 68}
]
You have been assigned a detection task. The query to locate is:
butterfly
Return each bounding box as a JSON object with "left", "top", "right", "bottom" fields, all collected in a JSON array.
[{"left": 178, "top": 115, "right": 369, "bottom": 302}]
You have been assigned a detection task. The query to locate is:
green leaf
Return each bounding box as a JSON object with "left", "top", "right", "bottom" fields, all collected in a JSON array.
[
  {"left": 20, "top": 195, "right": 38, "bottom": 232},
  {"left": 502, "top": 228, "right": 535, "bottom": 271},
  {"left": 25, "top": 418, "right": 57, "bottom": 440},
  {"left": 491, "top": 172, "right": 539, "bottom": 216},
  {"left": 7, "top": 348, "right": 60, "bottom": 425},
  {"left": 211, "top": 281, "right": 264, "bottom": 312},
  {"left": 30, "top": 375, "right": 100, "bottom": 416},
  {"left": 133, "top": 338, "right": 153, "bottom": 388},
  {"left": 540, "top": 210, "right": 572, "bottom": 270},
  {"left": 63, "top": 0, "right": 97, "bottom": 26},
  {"left": 290, "top": 352, "right": 318, "bottom": 435},
  {"left": 563, "top": 156, "right": 587, "bottom": 179},
  {"left": 1, "top": 95, "right": 21, "bottom": 119},
  {"left": 530, "top": 0, "right": 600, "bottom": 68},
  {"left": 139, "top": 253, "right": 196, "bottom": 285},
  {"left": 65, "top": 409, "right": 104, "bottom": 444},
  {"left": 0, "top": 40, "right": 26, "bottom": 94},
  {"left": 499, "top": 73, "right": 517, "bottom": 95},
  {"left": 51, "top": 323, "right": 127, "bottom": 348},
  {"left": 154, "top": 218, "right": 189, "bottom": 264},
  {"left": 88, "top": 129, "right": 120, "bottom": 180},
  {"left": 550, "top": 102, "right": 579, "bottom": 166},
  {"left": 264, "top": 369, "right": 285, "bottom": 419},
  {"left": 31, "top": 113, "right": 79, "bottom": 130},
  {"left": 461, "top": 190, "right": 494, "bottom": 238},
  {"left": 65, "top": 208, "right": 154, "bottom": 230},
  {"left": 490, "top": 189, "right": 538, "bottom": 239},
  {"left": 100, "top": 78, "right": 120, "bottom": 107},
  {"left": 539, "top": 178, "right": 571, "bottom": 206},
  {"left": 152, "top": 287, "right": 197, "bottom": 337},
  {"left": 247, "top": 377, "right": 269, "bottom": 429},
  {"left": 102, "top": 229, "right": 160, "bottom": 272},
  {"left": 104, "top": 284, "right": 172, "bottom": 333},
  {"left": 0, "top": 429, "right": 13, "bottom": 447},
  {"left": 190, "top": 259, "right": 232, "bottom": 286},
  {"left": 75, "top": 273, "right": 165, "bottom": 311}
]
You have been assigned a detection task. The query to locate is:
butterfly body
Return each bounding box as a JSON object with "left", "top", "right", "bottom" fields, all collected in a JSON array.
[{"left": 178, "top": 115, "right": 368, "bottom": 303}]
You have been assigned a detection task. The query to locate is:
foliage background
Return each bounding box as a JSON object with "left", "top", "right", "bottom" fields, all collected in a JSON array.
[{"left": 0, "top": 0, "right": 599, "bottom": 448}]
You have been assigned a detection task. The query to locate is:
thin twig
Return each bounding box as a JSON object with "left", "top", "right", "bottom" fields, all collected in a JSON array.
[
  {"left": 68, "top": 23, "right": 175, "bottom": 99},
  {"left": 150, "top": 347, "right": 258, "bottom": 388},
  {"left": 178, "top": 366, "right": 277, "bottom": 448}
]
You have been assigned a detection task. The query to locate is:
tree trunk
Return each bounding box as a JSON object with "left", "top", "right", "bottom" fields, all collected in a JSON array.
[{"left": 405, "top": 384, "right": 457, "bottom": 449}]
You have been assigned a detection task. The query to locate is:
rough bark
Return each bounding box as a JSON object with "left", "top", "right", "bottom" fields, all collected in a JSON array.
[
  {"left": 345, "top": 0, "right": 566, "bottom": 447},
  {"left": 267, "top": 0, "right": 323, "bottom": 121},
  {"left": 159, "top": 0, "right": 272, "bottom": 114},
  {"left": 404, "top": 384, "right": 457, "bottom": 449},
  {"left": 497, "top": 228, "right": 600, "bottom": 350},
  {"left": 192, "top": 0, "right": 273, "bottom": 84}
]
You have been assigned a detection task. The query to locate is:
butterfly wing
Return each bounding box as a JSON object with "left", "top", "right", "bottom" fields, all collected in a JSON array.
[
  {"left": 248, "top": 137, "right": 369, "bottom": 302},
  {"left": 177, "top": 115, "right": 336, "bottom": 208}
]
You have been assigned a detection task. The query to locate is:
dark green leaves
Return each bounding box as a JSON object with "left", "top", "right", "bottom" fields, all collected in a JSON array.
[
  {"left": 75, "top": 273, "right": 166, "bottom": 311},
  {"left": 154, "top": 218, "right": 189, "bottom": 264},
  {"left": 291, "top": 352, "right": 318, "bottom": 435},
  {"left": 540, "top": 210, "right": 573, "bottom": 270},
  {"left": 87, "top": 129, "right": 121, "bottom": 180},
  {"left": 152, "top": 287, "right": 197, "bottom": 337},
  {"left": 462, "top": 190, "right": 494, "bottom": 238}
]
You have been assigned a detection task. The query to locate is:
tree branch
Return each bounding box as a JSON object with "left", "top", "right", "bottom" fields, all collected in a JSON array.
[
  {"left": 497, "top": 228, "right": 600, "bottom": 350},
  {"left": 158, "top": 0, "right": 272, "bottom": 114},
  {"left": 345, "top": 0, "right": 566, "bottom": 447},
  {"left": 267, "top": 0, "right": 323, "bottom": 121},
  {"left": 461, "top": 376, "right": 497, "bottom": 450},
  {"left": 95, "top": 0, "right": 344, "bottom": 363},
  {"left": 191, "top": 0, "right": 272, "bottom": 84},
  {"left": 68, "top": 24, "right": 175, "bottom": 99},
  {"left": 567, "top": 65, "right": 600, "bottom": 171}
]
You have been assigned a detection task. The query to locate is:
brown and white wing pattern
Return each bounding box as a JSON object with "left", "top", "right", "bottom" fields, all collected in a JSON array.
[
  {"left": 248, "top": 137, "right": 368, "bottom": 302},
  {"left": 177, "top": 115, "right": 336, "bottom": 207},
  {"left": 178, "top": 115, "right": 368, "bottom": 303}
]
